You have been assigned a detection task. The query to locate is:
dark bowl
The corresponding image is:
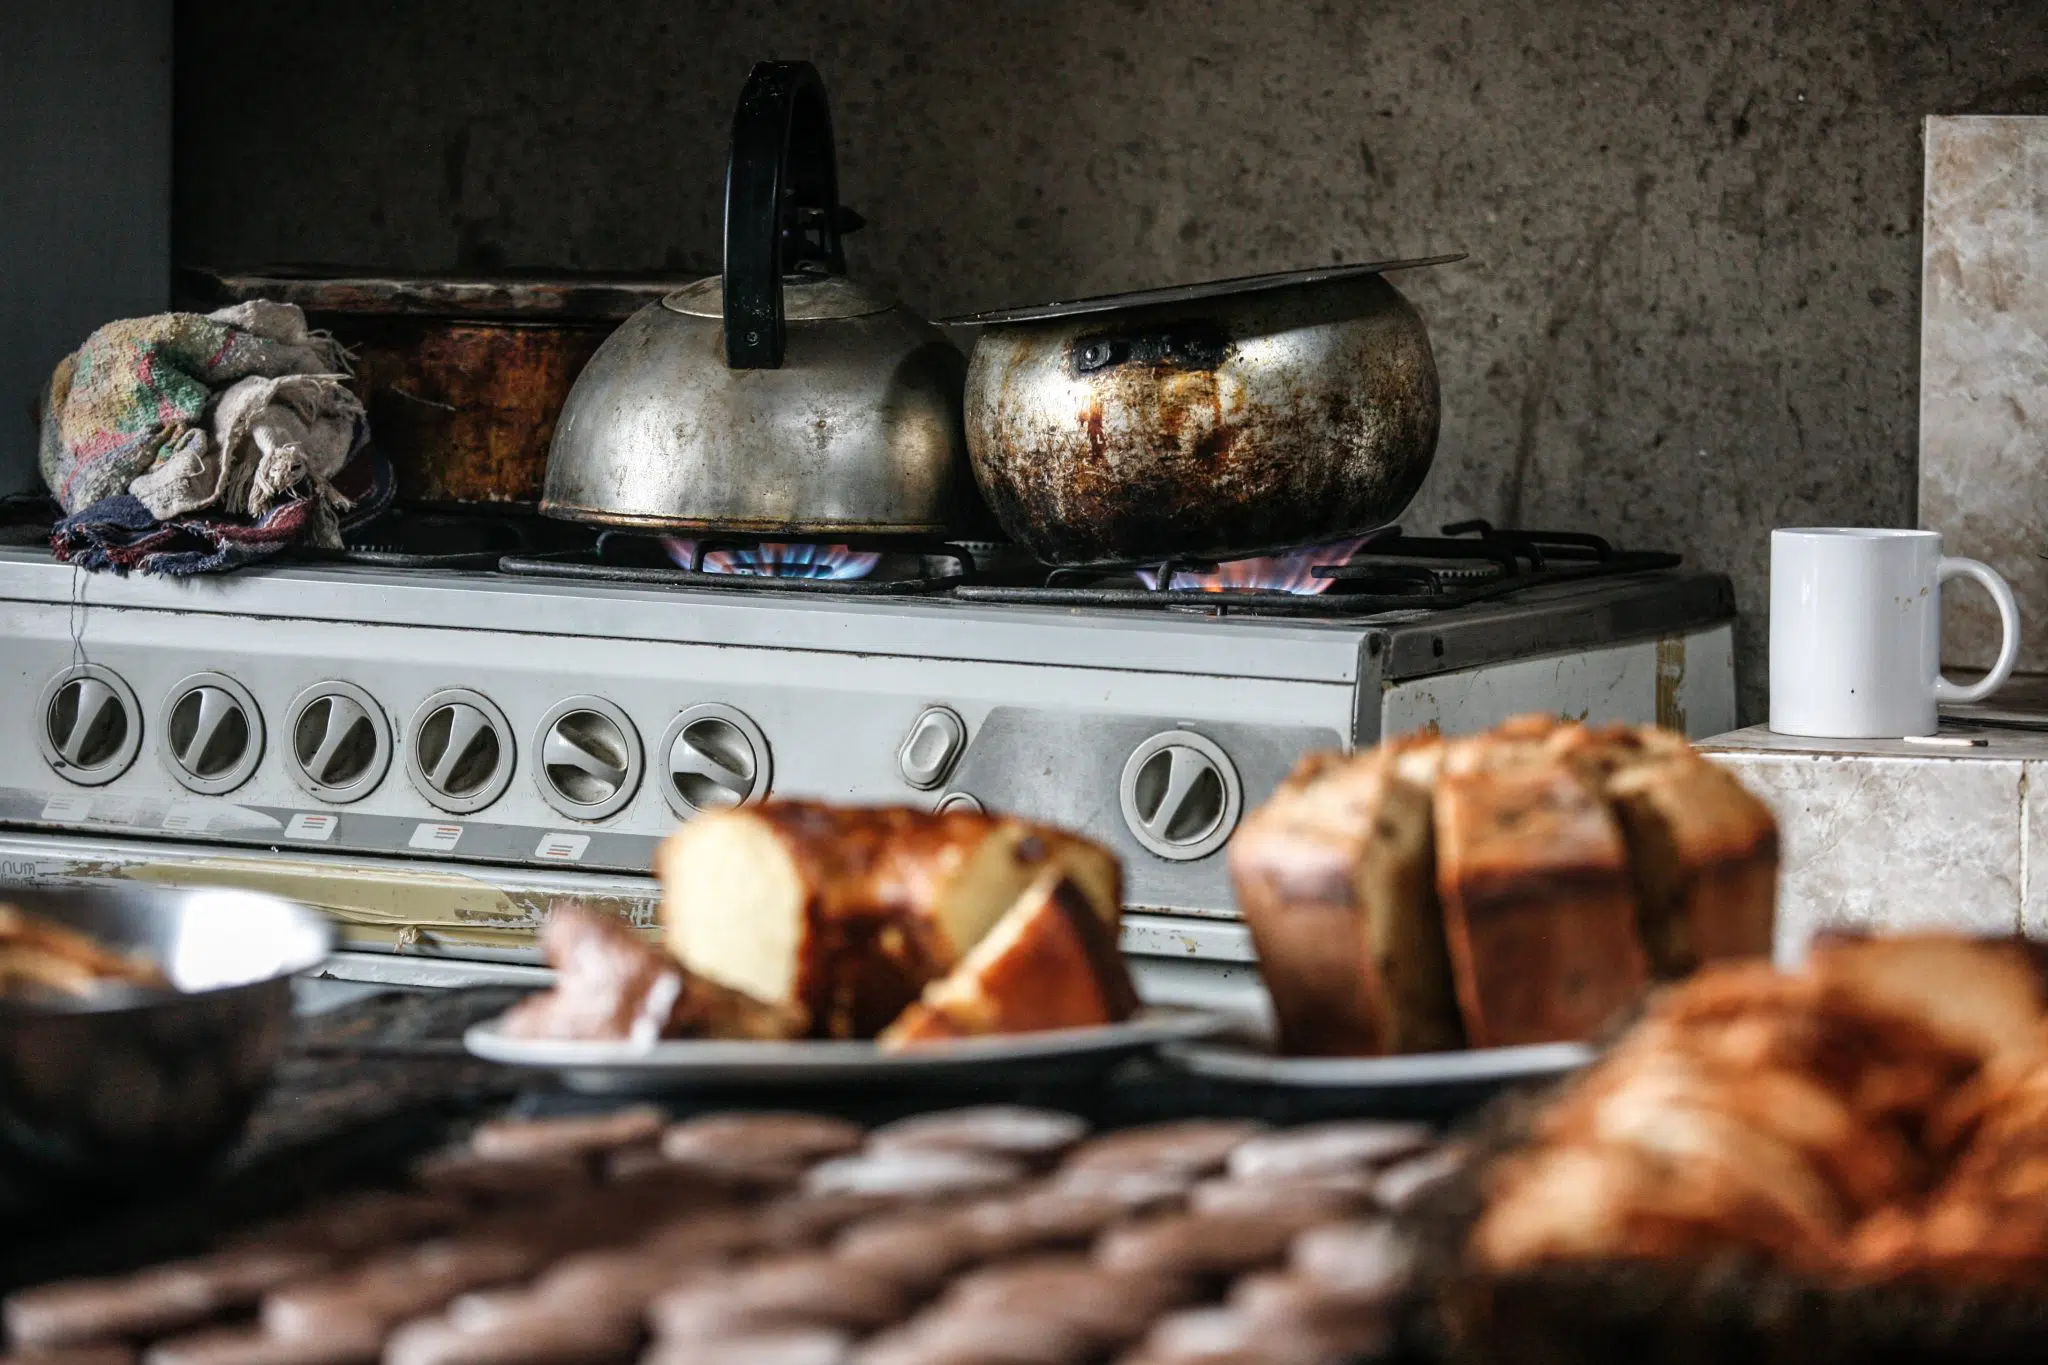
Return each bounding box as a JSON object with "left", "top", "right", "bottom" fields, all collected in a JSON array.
[{"left": 0, "top": 886, "right": 333, "bottom": 1220}]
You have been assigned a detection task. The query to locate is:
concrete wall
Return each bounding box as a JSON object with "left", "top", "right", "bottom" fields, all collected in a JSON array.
[
  {"left": 172, "top": 0, "right": 2048, "bottom": 722},
  {"left": 2, "top": 0, "right": 171, "bottom": 496}
]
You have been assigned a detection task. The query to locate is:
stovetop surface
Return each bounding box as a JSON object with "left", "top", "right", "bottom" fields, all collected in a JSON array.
[
  {"left": 0, "top": 499, "right": 1736, "bottom": 686},
  {"left": 5, "top": 495, "right": 1694, "bottom": 613},
  {"left": 0, "top": 499, "right": 1740, "bottom": 929},
  {"left": 0, "top": 543, "right": 1730, "bottom": 683}
]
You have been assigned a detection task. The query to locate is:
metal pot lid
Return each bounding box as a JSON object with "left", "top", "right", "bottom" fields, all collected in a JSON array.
[
  {"left": 938, "top": 253, "right": 1465, "bottom": 326},
  {"left": 661, "top": 273, "right": 896, "bottom": 321},
  {"left": 182, "top": 267, "right": 701, "bottom": 321}
]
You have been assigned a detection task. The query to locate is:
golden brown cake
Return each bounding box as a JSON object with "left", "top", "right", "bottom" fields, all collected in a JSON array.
[
  {"left": 879, "top": 870, "right": 1138, "bottom": 1047},
  {"left": 1230, "top": 716, "right": 1777, "bottom": 1057},
  {"left": 658, "top": 803, "right": 1120, "bottom": 1039},
  {"left": 1432, "top": 757, "right": 1650, "bottom": 1048},
  {"left": 499, "top": 905, "right": 800, "bottom": 1044},
  {"left": 1227, "top": 744, "right": 1462, "bottom": 1057},
  {"left": 1539, "top": 721, "right": 1778, "bottom": 976},
  {"left": 1604, "top": 753, "right": 1780, "bottom": 977}
]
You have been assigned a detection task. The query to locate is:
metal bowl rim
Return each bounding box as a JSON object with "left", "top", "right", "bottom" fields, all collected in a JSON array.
[{"left": 0, "top": 886, "right": 333, "bottom": 1018}]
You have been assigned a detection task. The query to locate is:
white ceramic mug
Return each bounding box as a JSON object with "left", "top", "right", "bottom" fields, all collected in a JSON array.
[{"left": 1770, "top": 528, "right": 2020, "bottom": 738}]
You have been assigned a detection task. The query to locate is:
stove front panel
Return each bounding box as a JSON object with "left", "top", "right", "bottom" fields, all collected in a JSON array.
[
  {"left": 1376, "top": 624, "right": 1738, "bottom": 743},
  {"left": 0, "top": 831, "right": 1273, "bottom": 1023},
  {"left": 0, "top": 562, "right": 1739, "bottom": 926},
  {"left": 0, "top": 597, "right": 1353, "bottom": 915}
]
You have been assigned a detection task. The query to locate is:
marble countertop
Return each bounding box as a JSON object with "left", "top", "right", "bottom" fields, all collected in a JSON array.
[
  {"left": 1702, "top": 696, "right": 2048, "bottom": 960},
  {"left": 1702, "top": 721, "right": 2048, "bottom": 761}
]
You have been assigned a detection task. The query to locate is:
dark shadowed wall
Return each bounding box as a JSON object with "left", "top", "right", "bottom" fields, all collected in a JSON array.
[{"left": 173, "top": 0, "right": 2048, "bottom": 721}]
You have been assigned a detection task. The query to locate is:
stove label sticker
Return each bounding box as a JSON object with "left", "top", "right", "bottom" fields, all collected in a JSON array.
[
  {"left": 409, "top": 822, "right": 464, "bottom": 852},
  {"left": 535, "top": 832, "right": 590, "bottom": 862},
  {"left": 39, "top": 795, "right": 92, "bottom": 823},
  {"left": 286, "top": 813, "right": 339, "bottom": 843},
  {"left": 161, "top": 806, "right": 210, "bottom": 834},
  {"left": 88, "top": 797, "right": 145, "bottom": 826}
]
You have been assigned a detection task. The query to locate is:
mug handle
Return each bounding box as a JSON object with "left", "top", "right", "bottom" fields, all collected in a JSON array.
[{"left": 1934, "top": 556, "right": 2022, "bottom": 705}]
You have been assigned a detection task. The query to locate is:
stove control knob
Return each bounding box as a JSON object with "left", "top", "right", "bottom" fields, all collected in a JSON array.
[
  {"left": 286, "top": 682, "right": 391, "bottom": 803},
  {"left": 534, "top": 696, "right": 642, "bottom": 821},
  {"left": 38, "top": 664, "right": 143, "bottom": 786},
  {"left": 661, "top": 703, "right": 772, "bottom": 817},
  {"left": 407, "top": 688, "right": 516, "bottom": 814},
  {"left": 897, "top": 706, "right": 966, "bottom": 790},
  {"left": 160, "top": 672, "right": 263, "bottom": 795},
  {"left": 934, "top": 791, "right": 983, "bottom": 815},
  {"left": 1118, "top": 729, "right": 1242, "bottom": 861}
]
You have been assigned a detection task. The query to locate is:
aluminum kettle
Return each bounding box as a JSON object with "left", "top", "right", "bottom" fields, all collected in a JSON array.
[{"left": 542, "top": 61, "right": 971, "bottom": 536}]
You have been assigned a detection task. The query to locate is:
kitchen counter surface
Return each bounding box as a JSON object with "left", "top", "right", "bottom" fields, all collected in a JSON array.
[
  {"left": 1701, "top": 722, "right": 2048, "bottom": 761},
  {"left": 1703, "top": 718, "right": 2048, "bottom": 962}
]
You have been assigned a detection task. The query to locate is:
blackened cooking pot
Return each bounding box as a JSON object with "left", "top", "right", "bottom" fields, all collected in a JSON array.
[
  {"left": 182, "top": 268, "right": 689, "bottom": 507},
  {"left": 947, "top": 257, "right": 1456, "bottom": 567}
]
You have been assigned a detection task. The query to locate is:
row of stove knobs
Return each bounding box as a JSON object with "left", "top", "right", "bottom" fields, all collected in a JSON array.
[
  {"left": 38, "top": 664, "right": 1244, "bottom": 858},
  {"left": 36, "top": 664, "right": 774, "bottom": 822}
]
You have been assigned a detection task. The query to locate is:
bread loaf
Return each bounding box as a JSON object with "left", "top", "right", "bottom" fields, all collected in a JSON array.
[
  {"left": 879, "top": 872, "right": 1137, "bottom": 1046},
  {"left": 1544, "top": 721, "right": 1777, "bottom": 976},
  {"left": 1604, "top": 755, "right": 1778, "bottom": 976},
  {"left": 1228, "top": 743, "right": 1461, "bottom": 1057},
  {"left": 1434, "top": 759, "right": 1650, "bottom": 1047},
  {"left": 658, "top": 803, "right": 1120, "bottom": 1039},
  {"left": 1231, "top": 717, "right": 1777, "bottom": 1057}
]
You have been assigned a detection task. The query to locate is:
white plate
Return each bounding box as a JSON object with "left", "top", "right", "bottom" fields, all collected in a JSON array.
[
  {"left": 464, "top": 1008, "right": 1230, "bottom": 1093},
  {"left": 1162, "top": 1037, "right": 1594, "bottom": 1092}
]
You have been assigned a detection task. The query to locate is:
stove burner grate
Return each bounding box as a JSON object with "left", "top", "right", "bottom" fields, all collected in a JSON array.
[
  {"left": 952, "top": 522, "right": 1683, "bottom": 616},
  {"left": 499, "top": 532, "right": 974, "bottom": 595},
  {"left": 307, "top": 508, "right": 597, "bottom": 570}
]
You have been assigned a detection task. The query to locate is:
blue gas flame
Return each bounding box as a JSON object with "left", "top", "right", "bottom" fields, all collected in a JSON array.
[
  {"left": 663, "top": 538, "right": 882, "bottom": 581},
  {"left": 1136, "top": 536, "right": 1370, "bottom": 594}
]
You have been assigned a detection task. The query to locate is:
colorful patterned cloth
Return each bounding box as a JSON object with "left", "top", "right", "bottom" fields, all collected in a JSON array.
[
  {"left": 50, "top": 448, "right": 393, "bottom": 577},
  {"left": 39, "top": 300, "right": 381, "bottom": 575}
]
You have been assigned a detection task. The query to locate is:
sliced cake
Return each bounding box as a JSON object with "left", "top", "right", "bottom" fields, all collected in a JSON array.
[
  {"left": 879, "top": 869, "right": 1139, "bottom": 1047},
  {"left": 1228, "top": 742, "right": 1462, "bottom": 1057},
  {"left": 658, "top": 802, "right": 1121, "bottom": 1039},
  {"left": 1432, "top": 758, "right": 1650, "bottom": 1048},
  {"left": 499, "top": 904, "right": 801, "bottom": 1044},
  {"left": 1603, "top": 754, "right": 1780, "bottom": 976}
]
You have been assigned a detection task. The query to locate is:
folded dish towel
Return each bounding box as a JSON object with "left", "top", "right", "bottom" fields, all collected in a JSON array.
[
  {"left": 50, "top": 449, "right": 393, "bottom": 576},
  {"left": 38, "top": 300, "right": 385, "bottom": 573}
]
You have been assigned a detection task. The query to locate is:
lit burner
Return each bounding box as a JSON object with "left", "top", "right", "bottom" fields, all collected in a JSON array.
[
  {"left": 662, "top": 538, "right": 882, "bottom": 581},
  {"left": 1136, "top": 537, "right": 1370, "bottom": 595}
]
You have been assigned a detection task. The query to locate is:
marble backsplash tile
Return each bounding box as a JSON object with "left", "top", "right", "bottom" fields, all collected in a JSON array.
[{"left": 1919, "top": 116, "right": 2048, "bottom": 672}]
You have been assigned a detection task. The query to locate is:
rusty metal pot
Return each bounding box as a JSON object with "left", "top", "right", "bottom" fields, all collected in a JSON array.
[
  {"left": 181, "top": 270, "right": 694, "bottom": 506},
  {"left": 948, "top": 258, "right": 1456, "bottom": 566}
]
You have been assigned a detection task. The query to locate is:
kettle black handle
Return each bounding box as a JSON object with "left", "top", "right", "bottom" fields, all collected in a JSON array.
[{"left": 723, "top": 60, "right": 845, "bottom": 370}]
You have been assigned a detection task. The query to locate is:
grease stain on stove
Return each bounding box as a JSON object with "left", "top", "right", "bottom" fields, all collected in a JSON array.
[
  {"left": 1080, "top": 400, "right": 1107, "bottom": 461},
  {"left": 101, "top": 854, "right": 656, "bottom": 953},
  {"left": 7, "top": 857, "right": 132, "bottom": 885},
  {"left": 1656, "top": 634, "right": 1688, "bottom": 733}
]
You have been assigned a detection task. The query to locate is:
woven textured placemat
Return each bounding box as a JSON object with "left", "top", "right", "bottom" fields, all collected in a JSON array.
[{"left": 0, "top": 987, "right": 527, "bottom": 1293}]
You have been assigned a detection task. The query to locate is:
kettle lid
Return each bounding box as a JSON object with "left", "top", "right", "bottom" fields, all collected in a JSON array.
[{"left": 664, "top": 272, "right": 895, "bottom": 322}]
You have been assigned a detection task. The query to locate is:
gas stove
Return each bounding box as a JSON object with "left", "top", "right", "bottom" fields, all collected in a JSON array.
[{"left": 0, "top": 511, "right": 1736, "bottom": 1018}]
